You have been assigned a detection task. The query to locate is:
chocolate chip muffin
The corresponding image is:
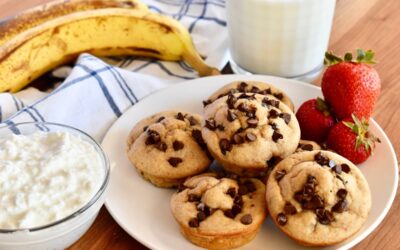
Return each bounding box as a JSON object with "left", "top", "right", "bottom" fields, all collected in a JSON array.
[
  {"left": 295, "top": 139, "right": 322, "bottom": 153},
  {"left": 202, "top": 92, "right": 300, "bottom": 177},
  {"left": 171, "top": 173, "right": 266, "bottom": 250},
  {"left": 204, "top": 81, "right": 294, "bottom": 111},
  {"left": 126, "top": 111, "right": 212, "bottom": 188},
  {"left": 266, "top": 150, "right": 371, "bottom": 246}
]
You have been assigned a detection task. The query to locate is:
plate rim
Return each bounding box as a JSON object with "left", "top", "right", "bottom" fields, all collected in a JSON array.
[{"left": 102, "top": 74, "right": 399, "bottom": 250}]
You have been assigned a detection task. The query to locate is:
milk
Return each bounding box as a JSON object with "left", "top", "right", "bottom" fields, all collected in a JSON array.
[{"left": 226, "top": 0, "right": 336, "bottom": 79}]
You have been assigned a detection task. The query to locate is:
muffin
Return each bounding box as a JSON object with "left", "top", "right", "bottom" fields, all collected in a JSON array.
[
  {"left": 171, "top": 173, "right": 266, "bottom": 249},
  {"left": 202, "top": 92, "right": 300, "bottom": 177},
  {"left": 126, "top": 111, "right": 212, "bottom": 188},
  {"left": 204, "top": 81, "right": 294, "bottom": 111},
  {"left": 266, "top": 150, "right": 371, "bottom": 246}
]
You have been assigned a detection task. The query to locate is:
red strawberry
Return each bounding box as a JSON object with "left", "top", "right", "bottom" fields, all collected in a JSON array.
[
  {"left": 322, "top": 49, "right": 381, "bottom": 120},
  {"left": 296, "top": 97, "right": 335, "bottom": 143},
  {"left": 327, "top": 114, "right": 380, "bottom": 164}
]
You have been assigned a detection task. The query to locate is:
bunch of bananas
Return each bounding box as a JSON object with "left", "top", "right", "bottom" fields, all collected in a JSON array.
[{"left": 0, "top": 0, "right": 219, "bottom": 92}]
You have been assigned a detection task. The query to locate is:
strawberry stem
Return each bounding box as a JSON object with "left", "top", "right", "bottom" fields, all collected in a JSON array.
[
  {"left": 324, "top": 49, "right": 376, "bottom": 66},
  {"left": 315, "top": 97, "right": 331, "bottom": 117}
]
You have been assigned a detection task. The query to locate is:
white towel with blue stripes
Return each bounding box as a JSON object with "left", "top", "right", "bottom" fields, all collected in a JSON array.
[{"left": 0, "top": 0, "right": 227, "bottom": 141}]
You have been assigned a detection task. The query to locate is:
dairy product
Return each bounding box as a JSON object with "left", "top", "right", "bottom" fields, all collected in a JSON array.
[
  {"left": 226, "top": 0, "right": 336, "bottom": 78},
  {"left": 0, "top": 131, "right": 104, "bottom": 229}
]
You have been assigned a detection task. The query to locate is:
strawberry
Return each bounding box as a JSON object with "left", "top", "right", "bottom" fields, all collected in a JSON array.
[
  {"left": 322, "top": 49, "right": 381, "bottom": 120},
  {"left": 296, "top": 97, "right": 335, "bottom": 143},
  {"left": 327, "top": 114, "right": 380, "bottom": 164}
]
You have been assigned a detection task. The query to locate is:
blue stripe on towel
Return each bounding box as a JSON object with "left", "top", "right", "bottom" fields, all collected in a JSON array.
[
  {"left": 77, "top": 64, "right": 122, "bottom": 117},
  {"left": 106, "top": 65, "right": 138, "bottom": 103}
]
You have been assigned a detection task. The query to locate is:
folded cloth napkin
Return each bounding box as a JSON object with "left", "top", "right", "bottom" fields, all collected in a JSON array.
[{"left": 0, "top": 0, "right": 227, "bottom": 141}]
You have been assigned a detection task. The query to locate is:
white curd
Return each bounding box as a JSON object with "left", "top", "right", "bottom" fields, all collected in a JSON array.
[{"left": 0, "top": 131, "right": 104, "bottom": 229}]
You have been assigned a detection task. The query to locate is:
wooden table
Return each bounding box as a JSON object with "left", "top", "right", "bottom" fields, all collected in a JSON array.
[{"left": 0, "top": 0, "right": 398, "bottom": 249}]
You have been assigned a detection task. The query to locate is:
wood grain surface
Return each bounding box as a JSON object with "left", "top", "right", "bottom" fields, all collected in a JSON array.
[{"left": 0, "top": 0, "right": 398, "bottom": 249}]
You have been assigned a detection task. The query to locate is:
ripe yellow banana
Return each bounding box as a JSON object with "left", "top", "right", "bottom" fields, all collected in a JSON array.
[
  {"left": 0, "top": 5, "right": 219, "bottom": 92},
  {"left": 0, "top": 0, "right": 148, "bottom": 46}
]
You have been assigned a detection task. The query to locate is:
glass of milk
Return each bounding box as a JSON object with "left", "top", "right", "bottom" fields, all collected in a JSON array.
[{"left": 226, "top": 0, "right": 336, "bottom": 81}]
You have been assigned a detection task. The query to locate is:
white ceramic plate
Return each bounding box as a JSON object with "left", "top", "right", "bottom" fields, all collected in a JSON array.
[{"left": 103, "top": 75, "right": 398, "bottom": 250}]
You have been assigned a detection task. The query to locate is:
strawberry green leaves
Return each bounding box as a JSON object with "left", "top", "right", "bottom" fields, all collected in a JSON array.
[
  {"left": 343, "top": 114, "right": 380, "bottom": 153},
  {"left": 324, "top": 49, "right": 375, "bottom": 66}
]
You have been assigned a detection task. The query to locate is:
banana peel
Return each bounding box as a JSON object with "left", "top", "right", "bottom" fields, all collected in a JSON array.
[
  {"left": 0, "top": 0, "right": 148, "bottom": 46},
  {"left": 0, "top": 4, "right": 220, "bottom": 92}
]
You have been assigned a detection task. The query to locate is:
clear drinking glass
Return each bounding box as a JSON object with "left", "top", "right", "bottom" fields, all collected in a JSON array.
[{"left": 226, "top": 0, "right": 336, "bottom": 81}]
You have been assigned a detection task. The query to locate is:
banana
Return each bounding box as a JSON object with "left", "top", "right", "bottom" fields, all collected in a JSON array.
[
  {"left": 0, "top": 0, "right": 148, "bottom": 46},
  {"left": 0, "top": 7, "right": 219, "bottom": 92}
]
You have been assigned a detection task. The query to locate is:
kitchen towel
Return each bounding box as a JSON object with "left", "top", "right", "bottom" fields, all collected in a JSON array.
[{"left": 0, "top": 0, "right": 228, "bottom": 141}]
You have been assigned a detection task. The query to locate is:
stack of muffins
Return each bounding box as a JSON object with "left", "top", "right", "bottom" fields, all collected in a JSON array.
[{"left": 126, "top": 81, "right": 371, "bottom": 249}]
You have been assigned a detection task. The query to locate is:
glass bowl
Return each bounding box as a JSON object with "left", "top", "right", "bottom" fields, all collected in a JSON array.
[{"left": 0, "top": 122, "right": 110, "bottom": 250}]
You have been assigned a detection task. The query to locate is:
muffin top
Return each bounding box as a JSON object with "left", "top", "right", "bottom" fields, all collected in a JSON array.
[{"left": 266, "top": 150, "right": 371, "bottom": 246}]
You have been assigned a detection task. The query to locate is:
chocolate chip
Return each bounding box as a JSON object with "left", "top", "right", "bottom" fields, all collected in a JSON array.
[
  {"left": 341, "top": 164, "right": 351, "bottom": 173},
  {"left": 314, "top": 152, "right": 329, "bottom": 166},
  {"left": 247, "top": 118, "right": 258, "bottom": 128},
  {"left": 154, "top": 141, "right": 167, "bottom": 152},
  {"left": 224, "top": 209, "right": 234, "bottom": 219},
  {"left": 237, "top": 82, "right": 248, "bottom": 92},
  {"left": 232, "top": 204, "right": 242, "bottom": 216},
  {"left": 307, "top": 175, "right": 317, "bottom": 185},
  {"left": 145, "top": 130, "right": 160, "bottom": 145},
  {"left": 205, "top": 119, "right": 216, "bottom": 130},
  {"left": 176, "top": 112, "right": 185, "bottom": 121},
  {"left": 226, "top": 187, "right": 236, "bottom": 198},
  {"left": 156, "top": 116, "right": 165, "bottom": 123},
  {"left": 240, "top": 214, "right": 253, "bottom": 225},
  {"left": 259, "top": 88, "right": 272, "bottom": 95},
  {"left": 284, "top": 202, "right": 297, "bottom": 215},
  {"left": 275, "top": 169, "right": 286, "bottom": 181},
  {"left": 227, "top": 94, "right": 237, "bottom": 109},
  {"left": 234, "top": 195, "right": 243, "bottom": 206},
  {"left": 217, "top": 124, "right": 225, "bottom": 131},
  {"left": 188, "top": 194, "right": 201, "bottom": 202},
  {"left": 238, "top": 185, "right": 249, "bottom": 195},
  {"left": 219, "top": 139, "right": 232, "bottom": 155},
  {"left": 269, "top": 122, "right": 278, "bottom": 131},
  {"left": 202, "top": 100, "right": 212, "bottom": 107},
  {"left": 197, "top": 203, "right": 205, "bottom": 211},
  {"left": 262, "top": 97, "right": 280, "bottom": 108},
  {"left": 310, "top": 195, "right": 324, "bottom": 209},
  {"left": 245, "top": 132, "right": 257, "bottom": 142},
  {"left": 188, "top": 218, "right": 199, "bottom": 227},
  {"left": 332, "top": 164, "right": 342, "bottom": 174},
  {"left": 143, "top": 125, "right": 148, "bottom": 132},
  {"left": 250, "top": 86, "right": 260, "bottom": 93},
  {"left": 237, "top": 102, "right": 249, "bottom": 113},
  {"left": 274, "top": 93, "right": 284, "bottom": 100},
  {"left": 238, "top": 93, "right": 255, "bottom": 99},
  {"left": 294, "top": 191, "right": 304, "bottom": 203},
  {"left": 177, "top": 184, "right": 187, "bottom": 193},
  {"left": 173, "top": 140, "right": 184, "bottom": 151},
  {"left": 269, "top": 109, "right": 279, "bottom": 119},
  {"left": 236, "top": 127, "right": 244, "bottom": 134},
  {"left": 245, "top": 107, "right": 257, "bottom": 118},
  {"left": 188, "top": 116, "right": 198, "bottom": 126},
  {"left": 197, "top": 211, "right": 206, "bottom": 222},
  {"left": 337, "top": 189, "right": 348, "bottom": 200},
  {"left": 277, "top": 213, "right": 287, "bottom": 226},
  {"left": 227, "top": 110, "right": 237, "bottom": 122},
  {"left": 316, "top": 209, "right": 334, "bottom": 225},
  {"left": 244, "top": 180, "right": 256, "bottom": 192},
  {"left": 332, "top": 199, "right": 348, "bottom": 213},
  {"left": 168, "top": 157, "right": 182, "bottom": 167},
  {"left": 232, "top": 134, "right": 244, "bottom": 144},
  {"left": 300, "top": 144, "right": 313, "bottom": 151},
  {"left": 279, "top": 113, "right": 291, "bottom": 124},
  {"left": 272, "top": 131, "right": 283, "bottom": 142}
]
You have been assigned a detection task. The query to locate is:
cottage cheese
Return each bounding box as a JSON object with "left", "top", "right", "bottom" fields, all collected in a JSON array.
[{"left": 0, "top": 131, "right": 104, "bottom": 229}]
